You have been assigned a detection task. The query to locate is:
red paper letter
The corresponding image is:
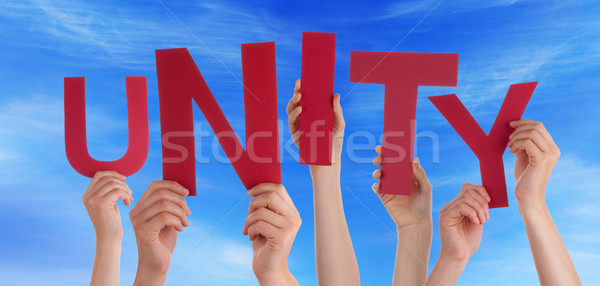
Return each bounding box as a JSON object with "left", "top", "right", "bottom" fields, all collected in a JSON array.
[
  {"left": 428, "top": 82, "right": 537, "bottom": 208},
  {"left": 155, "top": 43, "right": 280, "bottom": 196},
  {"left": 349, "top": 51, "right": 458, "bottom": 195},
  {"left": 64, "top": 76, "right": 149, "bottom": 177},
  {"left": 299, "top": 32, "right": 336, "bottom": 165}
]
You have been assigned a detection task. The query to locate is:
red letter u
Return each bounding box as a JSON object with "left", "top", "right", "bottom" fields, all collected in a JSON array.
[{"left": 64, "top": 76, "right": 149, "bottom": 177}]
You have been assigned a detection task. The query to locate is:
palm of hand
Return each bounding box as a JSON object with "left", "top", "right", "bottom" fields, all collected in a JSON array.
[
  {"left": 143, "top": 226, "right": 178, "bottom": 272},
  {"left": 514, "top": 150, "right": 549, "bottom": 203},
  {"left": 251, "top": 236, "right": 280, "bottom": 274},
  {"left": 444, "top": 217, "right": 483, "bottom": 261},
  {"left": 379, "top": 181, "right": 431, "bottom": 227},
  {"left": 91, "top": 201, "right": 123, "bottom": 237}
]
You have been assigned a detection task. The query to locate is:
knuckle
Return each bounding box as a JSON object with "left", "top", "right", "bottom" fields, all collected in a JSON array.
[
  {"left": 158, "top": 212, "right": 170, "bottom": 221},
  {"left": 266, "top": 192, "right": 277, "bottom": 202},
  {"left": 158, "top": 199, "right": 170, "bottom": 209}
]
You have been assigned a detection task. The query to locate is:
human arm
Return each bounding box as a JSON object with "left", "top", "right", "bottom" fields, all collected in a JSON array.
[
  {"left": 130, "top": 180, "right": 191, "bottom": 286},
  {"left": 372, "top": 149, "right": 432, "bottom": 286},
  {"left": 82, "top": 170, "right": 133, "bottom": 286},
  {"left": 424, "top": 183, "right": 490, "bottom": 286},
  {"left": 508, "top": 119, "right": 580, "bottom": 285},
  {"left": 287, "top": 79, "right": 360, "bottom": 285},
  {"left": 243, "top": 183, "right": 301, "bottom": 286}
]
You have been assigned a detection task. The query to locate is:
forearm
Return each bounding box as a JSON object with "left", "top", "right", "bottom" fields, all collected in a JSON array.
[
  {"left": 424, "top": 255, "right": 468, "bottom": 286},
  {"left": 393, "top": 223, "right": 432, "bottom": 286},
  {"left": 90, "top": 237, "right": 122, "bottom": 286},
  {"left": 518, "top": 200, "right": 581, "bottom": 285},
  {"left": 310, "top": 165, "right": 360, "bottom": 286}
]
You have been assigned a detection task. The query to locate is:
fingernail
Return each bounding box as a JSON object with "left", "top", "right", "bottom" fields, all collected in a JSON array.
[
  {"left": 474, "top": 217, "right": 480, "bottom": 224},
  {"left": 247, "top": 187, "right": 255, "bottom": 196}
]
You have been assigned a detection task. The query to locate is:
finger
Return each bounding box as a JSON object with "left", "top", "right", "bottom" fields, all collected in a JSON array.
[
  {"left": 457, "top": 204, "right": 480, "bottom": 225},
  {"left": 372, "top": 182, "right": 380, "bottom": 193},
  {"left": 372, "top": 155, "right": 381, "bottom": 166},
  {"left": 333, "top": 93, "right": 345, "bottom": 128},
  {"left": 287, "top": 106, "right": 302, "bottom": 132},
  {"left": 372, "top": 169, "right": 381, "bottom": 181},
  {"left": 133, "top": 188, "right": 190, "bottom": 218},
  {"left": 94, "top": 177, "right": 130, "bottom": 197},
  {"left": 412, "top": 158, "right": 431, "bottom": 192},
  {"left": 89, "top": 174, "right": 127, "bottom": 195},
  {"left": 469, "top": 185, "right": 491, "bottom": 203},
  {"left": 247, "top": 220, "right": 281, "bottom": 241},
  {"left": 508, "top": 127, "right": 550, "bottom": 152},
  {"left": 146, "top": 212, "right": 185, "bottom": 232},
  {"left": 248, "top": 184, "right": 295, "bottom": 209},
  {"left": 248, "top": 191, "right": 294, "bottom": 216},
  {"left": 513, "top": 120, "right": 560, "bottom": 156},
  {"left": 91, "top": 171, "right": 126, "bottom": 187},
  {"left": 375, "top": 145, "right": 382, "bottom": 155},
  {"left": 291, "top": 130, "right": 301, "bottom": 146},
  {"left": 509, "top": 139, "right": 543, "bottom": 158},
  {"left": 139, "top": 180, "right": 189, "bottom": 204},
  {"left": 243, "top": 207, "right": 286, "bottom": 235},
  {"left": 509, "top": 119, "right": 537, "bottom": 128},
  {"left": 140, "top": 199, "right": 190, "bottom": 227},
  {"left": 102, "top": 188, "right": 133, "bottom": 207},
  {"left": 91, "top": 178, "right": 134, "bottom": 204},
  {"left": 294, "top": 79, "right": 301, "bottom": 94},
  {"left": 286, "top": 90, "right": 302, "bottom": 115},
  {"left": 469, "top": 186, "right": 490, "bottom": 219},
  {"left": 463, "top": 193, "right": 488, "bottom": 223}
]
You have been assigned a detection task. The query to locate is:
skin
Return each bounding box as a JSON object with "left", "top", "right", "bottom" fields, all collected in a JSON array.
[
  {"left": 424, "top": 184, "right": 490, "bottom": 286},
  {"left": 242, "top": 183, "right": 301, "bottom": 286},
  {"left": 287, "top": 79, "right": 360, "bottom": 286},
  {"left": 372, "top": 147, "right": 433, "bottom": 286},
  {"left": 507, "top": 119, "right": 581, "bottom": 285},
  {"left": 130, "top": 180, "right": 191, "bottom": 286},
  {"left": 83, "top": 170, "right": 134, "bottom": 286}
]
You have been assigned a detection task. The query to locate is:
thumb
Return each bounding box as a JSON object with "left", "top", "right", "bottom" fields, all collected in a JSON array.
[{"left": 333, "top": 93, "right": 344, "bottom": 128}]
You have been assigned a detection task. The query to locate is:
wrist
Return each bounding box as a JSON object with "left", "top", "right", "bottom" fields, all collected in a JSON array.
[
  {"left": 516, "top": 196, "right": 547, "bottom": 213},
  {"left": 438, "top": 251, "right": 470, "bottom": 267},
  {"left": 395, "top": 217, "right": 433, "bottom": 230},
  {"left": 134, "top": 261, "right": 168, "bottom": 286},
  {"left": 256, "top": 268, "right": 297, "bottom": 286},
  {"left": 309, "top": 163, "right": 341, "bottom": 178},
  {"left": 96, "top": 234, "right": 122, "bottom": 250}
]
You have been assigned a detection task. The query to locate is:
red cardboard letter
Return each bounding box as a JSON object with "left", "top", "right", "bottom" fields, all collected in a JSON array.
[
  {"left": 64, "top": 76, "right": 149, "bottom": 177},
  {"left": 155, "top": 43, "right": 280, "bottom": 196},
  {"left": 299, "top": 32, "right": 336, "bottom": 165},
  {"left": 349, "top": 51, "right": 458, "bottom": 195},
  {"left": 428, "top": 82, "right": 537, "bottom": 208}
]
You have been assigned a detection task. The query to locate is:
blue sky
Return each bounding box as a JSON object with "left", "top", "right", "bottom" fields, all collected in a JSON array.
[{"left": 0, "top": 0, "right": 599, "bottom": 285}]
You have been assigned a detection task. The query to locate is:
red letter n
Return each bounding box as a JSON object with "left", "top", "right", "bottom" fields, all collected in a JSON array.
[{"left": 155, "top": 43, "right": 280, "bottom": 196}]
